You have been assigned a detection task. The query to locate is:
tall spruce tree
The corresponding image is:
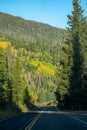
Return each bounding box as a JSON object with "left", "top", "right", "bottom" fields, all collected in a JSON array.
[{"left": 64, "top": 0, "right": 87, "bottom": 109}]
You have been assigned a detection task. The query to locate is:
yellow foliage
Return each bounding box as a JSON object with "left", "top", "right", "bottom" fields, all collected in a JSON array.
[
  {"left": 0, "top": 41, "right": 10, "bottom": 49},
  {"left": 29, "top": 88, "right": 38, "bottom": 101},
  {"left": 30, "top": 60, "right": 41, "bottom": 67},
  {"left": 32, "top": 93, "right": 38, "bottom": 101},
  {"left": 37, "top": 65, "right": 55, "bottom": 76},
  {"left": 30, "top": 60, "right": 55, "bottom": 76}
]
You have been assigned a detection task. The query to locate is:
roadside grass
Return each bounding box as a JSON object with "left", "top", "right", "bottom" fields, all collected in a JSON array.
[
  {"left": 0, "top": 101, "right": 57, "bottom": 120},
  {"left": 0, "top": 109, "right": 18, "bottom": 120},
  {"left": 0, "top": 103, "right": 37, "bottom": 120}
]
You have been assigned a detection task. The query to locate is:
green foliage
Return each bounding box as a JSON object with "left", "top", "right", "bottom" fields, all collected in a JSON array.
[
  {"left": 11, "top": 57, "right": 22, "bottom": 106},
  {"left": 0, "top": 12, "right": 66, "bottom": 46},
  {"left": 0, "top": 48, "right": 9, "bottom": 107},
  {"left": 0, "top": 9, "right": 86, "bottom": 111},
  {"left": 0, "top": 12, "right": 66, "bottom": 106},
  {"left": 0, "top": 43, "right": 32, "bottom": 111},
  {"left": 23, "top": 86, "right": 31, "bottom": 109},
  {"left": 61, "top": 0, "right": 87, "bottom": 109},
  {"left": 38, "top": 89, "right": 47, "bottom": 103}
]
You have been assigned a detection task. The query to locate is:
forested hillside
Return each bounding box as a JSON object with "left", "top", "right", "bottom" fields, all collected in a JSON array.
[
  {"left": 0, "top": 12, "right": 66, "bottom": 45},
  {"left": 0, "top": 12, "right": 66, "bottom": 111}
]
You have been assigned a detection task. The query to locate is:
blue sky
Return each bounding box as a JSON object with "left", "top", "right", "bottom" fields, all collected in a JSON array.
[{"left": 0, "top": 0, "right": 87, "bottom": 29}]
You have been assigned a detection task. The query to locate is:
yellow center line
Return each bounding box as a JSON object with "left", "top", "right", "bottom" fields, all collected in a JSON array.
[{"left": 24, "top": 111, "right": 44, "bottom": 130}]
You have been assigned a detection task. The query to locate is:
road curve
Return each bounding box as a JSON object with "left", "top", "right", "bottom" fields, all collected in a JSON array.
[{"left": 0, "top": 106, "right": 87, "bottom": 130}]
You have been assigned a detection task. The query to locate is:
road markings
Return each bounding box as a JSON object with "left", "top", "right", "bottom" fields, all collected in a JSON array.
[
  {"left": 55, "top": 106, "right": 58, "bottom": 111},
  {"left": 24, "top": 111, "right": 44, "bottom": 130},
  {"left": 65, "top": 113, "right": 87, "bottom": 126}
]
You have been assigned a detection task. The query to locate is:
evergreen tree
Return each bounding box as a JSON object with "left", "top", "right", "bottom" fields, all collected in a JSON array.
[
  {"left": 11, "top": 57, "right": 23, "bottom": 107},
  {"left": 0, "top": 48, "right": 8, "bottom": 107},
  {"left": 55, "top": 43, "right": 72, "bottom": 107},
  {"left": 64, "top": 0, "right": 87, "bottom": 109}
]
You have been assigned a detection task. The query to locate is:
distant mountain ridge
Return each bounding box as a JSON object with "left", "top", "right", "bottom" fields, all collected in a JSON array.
[{"left": 0, "top": 12, "right": 66, "bottom": 45}]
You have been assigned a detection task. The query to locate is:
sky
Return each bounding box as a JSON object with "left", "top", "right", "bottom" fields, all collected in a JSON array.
[{"left": 0, "top": 0, "right": 87, "bottom": 29}]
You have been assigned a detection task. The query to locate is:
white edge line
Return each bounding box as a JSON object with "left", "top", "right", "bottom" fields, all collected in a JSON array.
[{"left": 65, "top": 113, "right": 87, "bottom": 126}]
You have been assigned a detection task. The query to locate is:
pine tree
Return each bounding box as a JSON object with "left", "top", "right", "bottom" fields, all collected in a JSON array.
[
  {"left": 55, "top": 43, "right": 72, "bottom": 107},
  {"left": 64, "top": 0, "right": 87, "bottom": 109},
  {"left": 0, "top": 48, "right": 8, "bottom": 107},
  {"left": 11, "top": 57, "right": 23, "bottom": 107}
]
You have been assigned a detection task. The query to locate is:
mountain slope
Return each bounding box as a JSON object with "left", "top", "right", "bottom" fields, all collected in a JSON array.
[
  {"left": 0, "top": 12, "right": 66, "bottom": 45},
  {"left": 0, "top": 12, "right": 67, "bottom": 108}
]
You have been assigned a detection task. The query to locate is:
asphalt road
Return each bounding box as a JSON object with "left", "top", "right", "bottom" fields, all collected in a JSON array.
[{"left": 0, "top": 106, "right": 87, "bottom": 130}]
